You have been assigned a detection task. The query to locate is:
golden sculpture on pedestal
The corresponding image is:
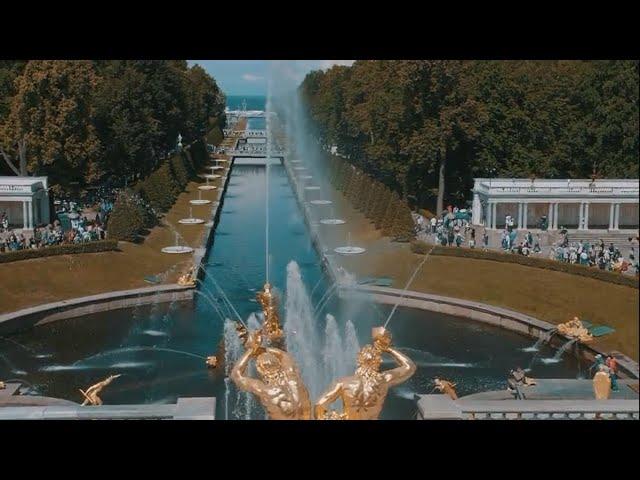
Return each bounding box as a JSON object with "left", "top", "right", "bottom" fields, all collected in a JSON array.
[
  {"left": 177, "top": 265, "right": 196, "bottom": 286},
  {"left": 434, "top": 377, "right": 458, "bottom": 400},
  {"left": 230, "top": 329, "right": 312, "bottom": 420},
  {"left": 314, "top": 326, "right": 416, "bottom": 420},
  {"left": 557, "top": 317, "right": 593, "bottom": 343},
  {"left": 593, "top": 365, "right": 612, "bottom": 400},
  {"left": 0, "top": 381, "right": 5, "bottom": 390},
  {"left": 206, "top": 356, "right": 218, "bottom": 368},
  {"left": 79, "top": 374, "right": 121, "bottom": 406},
  {"left": 256, "top": 282, "right": 284, "bottom": 344}
]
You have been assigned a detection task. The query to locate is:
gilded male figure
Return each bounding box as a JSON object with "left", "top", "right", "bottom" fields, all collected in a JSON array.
[
  {"left": 315, "top": 327, "right": 416, "bottom": 420},
  {"left": 230, "top": 329, "right": 312, "bottom": 420}
]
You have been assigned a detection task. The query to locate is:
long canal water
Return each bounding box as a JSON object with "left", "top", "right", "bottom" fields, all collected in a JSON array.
[{"left": 0, "top": 162, "right": 584, "bottom": 419}]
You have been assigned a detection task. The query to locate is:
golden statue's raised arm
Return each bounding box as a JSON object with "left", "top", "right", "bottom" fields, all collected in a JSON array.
[
  {"left": 314, "top": 381, "right": 344, "bottom": 420},
  {"left": 230, "top": 343, "right": 265, "bottom": 395},
  {"left": 381, "top": 346, "right": 417, "bottom": 388}
]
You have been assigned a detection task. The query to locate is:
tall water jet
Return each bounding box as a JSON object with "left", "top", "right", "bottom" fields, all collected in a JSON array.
[
  {"left": 283, "top": 261, "right": 323, "bottom": 399},
  {"left": 323, "top": 314, "right": 343, "bottom": 388},
  {"left": 343, "top": 320, "right": 360, "bottom": 374}
]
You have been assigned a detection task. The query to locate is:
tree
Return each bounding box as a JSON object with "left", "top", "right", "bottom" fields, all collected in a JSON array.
[{"left": 1, "top": 61, "right": 101, "bottom": 191}]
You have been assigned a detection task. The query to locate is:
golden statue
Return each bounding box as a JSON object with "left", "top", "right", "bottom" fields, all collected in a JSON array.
[
  {"left": 256, "top": 282, "right": 284, "bottom": 344},
  {"left": 315, "top": 326, "right": 416, "bottom": 420},
  {"left": 434, "top": 377, "right": 458, "bottom": 400},
  {"left": 320, "top": 410, "right": 348, "bottom": 420},
  {"left": 593, "top": 365, "right": 611, "bottom": 400},
  {"left": 557, "top": 317, "right": 593, "bottom": 343},
  {"left": 0, "top": 381, "right": 5, "bottom": 390},
  {"left": 230, "top": 329, "right": 312, "bottom": 420},
  {"left": 177, "top": 265, "right": 196, "bottom": 286},
  {"left": 79, "top": 374, "right": 122, "bottom": 406},
  {"left": 206, "top": 355, "right": 218, "bottom": 368}
]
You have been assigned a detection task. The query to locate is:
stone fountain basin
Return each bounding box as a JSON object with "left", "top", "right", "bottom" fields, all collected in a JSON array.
[
  {"left": 294, "top": 167, "right": 306, "bottom": 171},
  {"left": 309, "top": 200, "right": 332, "bottom": 205},
  {"left": 209, "top": 166, "right": 224, "bottom": 171},
  {"left": 190, "top": 199, "right": 211, "bottom": 205},
  {"left": 334, "top": 246, "right": 366, "bottom": 255},
  {"left": 179, "top": 218, "right": 205, "bottom": 225},
  {"left": 304, "top": 186, "right": 320, "bottom": 190},
  {"left": 202, "top": 174, "right": 221, "bottom": 180},
  {"left": 198, "top": 185, "right": 217, "bottom": 191},
  {"left": 161, "top": 246, "right": 194, "bottom": 254},
  {"left": 320, "top": 219, "right": 346, "bottom": 225}
]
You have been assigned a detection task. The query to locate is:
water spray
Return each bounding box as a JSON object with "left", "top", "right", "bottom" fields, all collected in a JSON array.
[{"left": 383, "top": 244, "right": 437, "bottom": 329}]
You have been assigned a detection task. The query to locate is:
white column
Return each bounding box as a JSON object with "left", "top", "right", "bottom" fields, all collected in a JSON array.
[
  {"left": 472, "top": 192, "right": 481, "bottom": 225},
  {"left": 492, "top": 203, "right": 498, "bottom": 229},
  {"left": 614, "top": 204, "right": 620, "bottom": 230},
  {"left": 548, "top": 203, "right": 553, "bottom": 230},
  {"left": 523, "top": 203, "right": 528, "bottom": 229},
  {"left": 609, "top": 203, "right": 615, "bottom": 230},
  {"left": 22, "top": 201, "right": 28, "bottom": 229},
  {"left": 517, "top": 203, "right": 523, "bottom": 229},
  {"left": 578, "top": 203, "right": 584, "bottom": 230},
  {"left": 583, "top": 202, "right": 589, "bottom": 230},
  {"left": 553, "top": 203, "right": 559, "bottom": 230},
  {"left": 486, "top": 202, "right": 492, "bottom": 229}
]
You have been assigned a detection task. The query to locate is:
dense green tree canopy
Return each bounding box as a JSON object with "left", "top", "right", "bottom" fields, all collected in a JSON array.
[
  {"left": 300, "top": 60, "right": 639, "bottom": 211},
  {"left": 0, "top": 60, "right": 225, "bottom": 192}
]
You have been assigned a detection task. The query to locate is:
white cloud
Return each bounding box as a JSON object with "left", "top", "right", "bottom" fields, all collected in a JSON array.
[{"left": 242, "top": 73, "right": 265, "bottom": 82}]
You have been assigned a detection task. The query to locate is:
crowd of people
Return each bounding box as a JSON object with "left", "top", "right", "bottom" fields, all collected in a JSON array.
[
  {"left": 416, "top": 208, "right": 639, "bottom": 275},
  {"left": 0, "top": 189, "right": 115, "bottom": 254},
  {"left": 550, "top": 233, "right": 638, "bottom": 274},
  {"left": 0, "top": 215, "right": 108, "bottom": 253}
]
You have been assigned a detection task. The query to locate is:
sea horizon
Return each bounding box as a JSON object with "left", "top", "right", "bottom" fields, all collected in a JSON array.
[{"left": 226, "top": 94, "right": 266, "bottom": 111}]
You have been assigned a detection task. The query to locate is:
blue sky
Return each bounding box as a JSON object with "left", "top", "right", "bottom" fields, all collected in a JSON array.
[{"left": 188, "top": 60, "right": 354, "bottom": 96}]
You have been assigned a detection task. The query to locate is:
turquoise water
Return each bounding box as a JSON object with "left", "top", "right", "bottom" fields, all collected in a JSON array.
[
  {"left": 247, "top": 117, "right": 266, "bottom": 130},
  {"left": 226, "top": 95, "right": 266, "bottom": 111}
]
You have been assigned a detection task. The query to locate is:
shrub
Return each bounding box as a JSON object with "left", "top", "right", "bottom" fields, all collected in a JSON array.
[
  {"left": 190, "top": 140, "right": 208, "bottom": 169},
  {"left": 206, "top": 126, "right": 223, "bottom": 146},
  {"left": 392, "top": 200, "right": 416, "bottom": 242},
  {"left": 139, "top": 164, "right": 178, "bottom": 212},
  {"left": 170, "top": 153, "right": 189, "bottom": 190},
  {"left": 0, "top": 240, "right": 119, "bottom": 264},
  {"left": 107, "top": 190, "right": 148, "bottom": 241},
  {"left": 409, "top": 240, "right": 639, "bottom": 288},
  {"left": 382, "top": 191, "right": 401, "bottom": 236},
  {"left": 373, "top": 185, "right": 391, "bottom": 229}
]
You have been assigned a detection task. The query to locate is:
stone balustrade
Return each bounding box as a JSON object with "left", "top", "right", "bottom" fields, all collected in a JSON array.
[{"left": 417, "top": 395, "right": 639, "bottom": 420}]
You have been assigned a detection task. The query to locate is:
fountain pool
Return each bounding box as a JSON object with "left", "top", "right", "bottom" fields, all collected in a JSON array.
[{"left": 0, "top": 163, "right": 585, "bottom": 418}]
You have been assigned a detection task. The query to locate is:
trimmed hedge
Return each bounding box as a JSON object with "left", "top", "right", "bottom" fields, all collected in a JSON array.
[
  {"left": 107, "top": 190, "right": 155, "bottom": 241},
  {"left": 0, "top": 240, "right": 119, "bottom": 264},
  {"left": 410, "top": 240, "right": 639, "bottom": 289},
  {"left": 206, "top": 126, "right": 224, "bottom": 147}
]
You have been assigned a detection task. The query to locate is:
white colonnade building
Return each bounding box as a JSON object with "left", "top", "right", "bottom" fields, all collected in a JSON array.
[
  {"left": 0, "top": 176, "right": 51, "bottom": 230},
  {"left": 471, "top": 178, "right": 639, "bottom": 232}
]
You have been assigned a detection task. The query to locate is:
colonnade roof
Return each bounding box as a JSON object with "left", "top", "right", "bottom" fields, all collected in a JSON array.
[{"left": 472, "top": 178, "right": 639, "bottom": 199}]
